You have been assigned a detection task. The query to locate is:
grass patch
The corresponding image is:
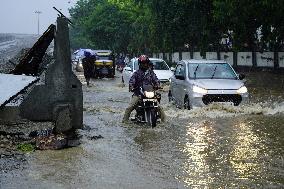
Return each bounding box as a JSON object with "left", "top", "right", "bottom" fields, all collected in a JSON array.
[{"left": 17, "top": 143, "right": 35, "bottom": 152}]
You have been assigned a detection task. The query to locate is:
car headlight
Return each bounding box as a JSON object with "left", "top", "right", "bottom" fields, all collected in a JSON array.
[
  {"left": 144, "top": 91, "right": 155, "bottom": 98},
  {"left": 237, "top": 86, "right": 248, "bottom": 94},
  {"left": 193, "top": 85, "right": 208, "bottom": 94}
]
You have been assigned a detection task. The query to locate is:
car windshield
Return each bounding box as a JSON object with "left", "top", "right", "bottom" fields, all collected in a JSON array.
[
  {"left": 188, "top": 63, "right": 237, "bottom": 79},
  {"left": 151, "top": 60, "right": 169, "bottom": 70},
  {"left": 134, "top": 59, "right": 169, "bottom": 70},
  {"left": 97, "top": 56, "right": 111, "bottom": 60}
]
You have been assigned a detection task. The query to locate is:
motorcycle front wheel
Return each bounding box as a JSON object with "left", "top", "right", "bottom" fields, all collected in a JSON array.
[{"left": 146, "top": 109, "right": 157, "bottom": 128}]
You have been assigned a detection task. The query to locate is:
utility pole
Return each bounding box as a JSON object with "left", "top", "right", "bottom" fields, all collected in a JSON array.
[{"left": 35, "top": 11, "right": 42, "bottom": 35}]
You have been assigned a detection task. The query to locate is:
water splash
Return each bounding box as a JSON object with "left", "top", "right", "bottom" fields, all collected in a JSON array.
[
  {"left": 266, "top": 101, "right": 284, "bottom": 115},
  {"left": 165, "top": 101, "right": 284, "bottom": 119}
]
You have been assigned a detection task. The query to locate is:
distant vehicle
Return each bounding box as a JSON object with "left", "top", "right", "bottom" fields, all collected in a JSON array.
[
  {"left": 122, "top": 58, "right": 173, "bottom": 84},
  {"left": 75, "top": 58, "right": 84, "bottom": 72},
  {"left": 73, "top": 49, "right": 95, "bottom": 72},
  {"left": 73, "top": 48, "right": 94, "bottom": 61},
  {"left": 168, "top": 59, "right": 249, "bottom": 109},
  {"left": 93, "top": 50, "right": 115, "bottom": 78}
]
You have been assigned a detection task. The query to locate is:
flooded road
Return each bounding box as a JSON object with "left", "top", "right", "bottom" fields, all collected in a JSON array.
[{"left": 1, "top": 71, "right": 284, "bottom": 188}]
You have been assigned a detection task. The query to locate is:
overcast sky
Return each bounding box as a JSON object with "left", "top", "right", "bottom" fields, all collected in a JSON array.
[{"left": 0, "top": 0, "right": 79, "bottom": 34}]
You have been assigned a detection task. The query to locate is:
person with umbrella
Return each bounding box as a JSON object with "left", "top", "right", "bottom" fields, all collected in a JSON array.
[{"left": 82, "top": 51, "right": 96, "bottom": 86}]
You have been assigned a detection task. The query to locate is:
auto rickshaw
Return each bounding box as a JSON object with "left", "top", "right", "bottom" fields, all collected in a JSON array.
[{"left": 93, "top": 50, "right": 115, "bottom": 78}]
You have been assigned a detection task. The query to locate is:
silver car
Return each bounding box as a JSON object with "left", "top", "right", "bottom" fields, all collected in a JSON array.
[{"left": 168, "top": 59, "right": 249, "bottom": 109}]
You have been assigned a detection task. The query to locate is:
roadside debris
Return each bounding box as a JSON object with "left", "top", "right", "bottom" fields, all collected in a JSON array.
[{"left": 87, "top": 135, "right": 103, "bottom": 140}]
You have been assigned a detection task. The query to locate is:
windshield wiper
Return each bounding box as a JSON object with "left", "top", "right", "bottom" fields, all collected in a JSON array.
[
  {"left": 211, "top": 65, "right": 218, "bottom": 79},
  {"left": 193, "top": 64, "right": 199, "bottom": 79}
]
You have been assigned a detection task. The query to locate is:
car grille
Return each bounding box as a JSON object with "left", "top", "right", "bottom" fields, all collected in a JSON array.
[{"left": 202, "top": 94, "right": 242, "bottom": 105}]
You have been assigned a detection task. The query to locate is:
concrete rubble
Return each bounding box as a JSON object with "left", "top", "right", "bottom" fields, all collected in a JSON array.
[{"left": 0, "top": 15, "right": 83, "bottom": 166}]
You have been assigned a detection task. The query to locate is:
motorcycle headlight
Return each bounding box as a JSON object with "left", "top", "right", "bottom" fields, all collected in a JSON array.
[
  {"left": 144, "top": 91, "right": 155, "bottom": 98},
  {"left": 192, "top": 85, "right": 208, "bottom": 94},
  {"left": 237, "top": 86, "right": 248, "bottom": 94}
]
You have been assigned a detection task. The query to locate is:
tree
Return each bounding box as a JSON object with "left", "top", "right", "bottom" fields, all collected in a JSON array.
[{"left": 69, "top": 0, "right": 284, "bottom": 54}]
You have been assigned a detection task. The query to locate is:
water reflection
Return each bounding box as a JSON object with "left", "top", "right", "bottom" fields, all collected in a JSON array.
[
  {"left": 177, "top": 116, "right": 284, "bottom": 188},
  {"left": 178, "top": 121, "right": 216, "bottom": 187},
  {"left": 229, "top": 122, "right": 262, "bottom": 180}
]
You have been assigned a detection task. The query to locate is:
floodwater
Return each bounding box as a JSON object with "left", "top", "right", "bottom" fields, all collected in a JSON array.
[{"left": 1, "top": 71, "right": 284, "bottom": 189}]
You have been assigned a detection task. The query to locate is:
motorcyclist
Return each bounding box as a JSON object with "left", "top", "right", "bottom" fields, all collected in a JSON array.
[{"left": 122, "top": 55, "right": 166, "bottom": 123}]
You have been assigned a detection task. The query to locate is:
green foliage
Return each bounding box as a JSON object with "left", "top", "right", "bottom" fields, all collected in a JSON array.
[
  {"left": 17, "top": 143, "right": 35, "bottom": 152},
  {"left": 213, "top": 0, "right": 284, "bottom": 51},
  {"left": 69, "top": 0, "right": 284, "bottom": 54}
]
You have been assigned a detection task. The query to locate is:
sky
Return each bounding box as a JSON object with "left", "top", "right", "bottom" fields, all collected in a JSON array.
[{"left": 0, "top": 0, "right": 79, "bottom": 34}]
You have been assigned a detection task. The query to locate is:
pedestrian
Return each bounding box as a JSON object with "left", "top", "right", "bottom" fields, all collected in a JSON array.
[
  {"left": 82, "top": 51, "right": 95, "bottom": 86},
  {"left": 124, "top": 55, "right": 129, "bottom": 64}
]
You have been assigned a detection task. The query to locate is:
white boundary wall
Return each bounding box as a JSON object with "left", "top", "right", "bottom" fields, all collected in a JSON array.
[
  {"left": 159, "top": 53, "right": 163, "bottom": 59},
  {"left": 256, "top": 52, "right": 274, "bottom": 67},
  {"left": 172, "top": 52, "right": 179, "bottom": 63},
  {"left": 165, "top": 53, "right": 170, "bottom": 61},
  {"left": 220, "top": 52, "right": 234, "bottom": 65},
  {"left": 182, "top": 52, "right": 191, "bottom": 60},
  {"left": 193, "top": 52, "right": 204, "bottom": 59},
  {"left": 152, "top": 51, "right": 283, "bottom": 68},
  {"left": 206, "top": 52, "right": 218, "bottom": 60},
  {"left": 279, "top": 52, "right": 284, "bottom": 68},
  {"left": 237, "top": 52, "right": 253, "bottom": 66}
]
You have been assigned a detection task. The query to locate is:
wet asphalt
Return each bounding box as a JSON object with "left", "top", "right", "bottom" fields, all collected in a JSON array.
[{"left": 1, "top": 71, "right": 284, "bottom": 189}]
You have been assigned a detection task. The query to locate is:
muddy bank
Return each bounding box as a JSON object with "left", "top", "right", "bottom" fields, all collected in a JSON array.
[{"left": 0, "top": 120, "right": 54, "bottom": 173}]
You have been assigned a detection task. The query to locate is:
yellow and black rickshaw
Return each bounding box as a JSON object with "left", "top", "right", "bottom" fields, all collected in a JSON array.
[{"left": 93, "top": 50, "right": 115, "bottom": 78}]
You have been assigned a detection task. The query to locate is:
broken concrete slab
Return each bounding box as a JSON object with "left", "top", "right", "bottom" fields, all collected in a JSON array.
[
  {"left": 0, "top": 16, "right": 82, "bottom": 138},
  {"left": 0, "top": 74, "right": 38, "bottom": 107},
  {"left": 19, "top": 16, "right": 83, "bottom": 132}
]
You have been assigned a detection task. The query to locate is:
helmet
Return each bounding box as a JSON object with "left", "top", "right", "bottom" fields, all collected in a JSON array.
[{"left": 138, "top": 55, "right": 150, "bottom": 65}]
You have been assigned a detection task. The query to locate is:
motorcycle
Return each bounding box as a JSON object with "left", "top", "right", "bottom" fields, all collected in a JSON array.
[{"left": 133, "top": 84, "right": 161, "bottom": 128}]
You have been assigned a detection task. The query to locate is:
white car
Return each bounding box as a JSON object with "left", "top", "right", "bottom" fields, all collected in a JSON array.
[{"left": 122, "top": 58, "right": 173, "bottom": 84}]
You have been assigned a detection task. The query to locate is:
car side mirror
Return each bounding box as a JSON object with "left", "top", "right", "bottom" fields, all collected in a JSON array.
[
  {"left": 170, "top": 67, "right": 175, "bottom": 72},
  {"left": 239, "top": 73, "right": 245, "bottom": 80},
  {"left": 124, "top": 67, "right": 132, "bottom": 71}
]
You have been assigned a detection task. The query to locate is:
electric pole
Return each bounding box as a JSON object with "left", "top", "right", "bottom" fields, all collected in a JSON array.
[{"left": 35, "top": 11, "right": 42, "bottom": 35}]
